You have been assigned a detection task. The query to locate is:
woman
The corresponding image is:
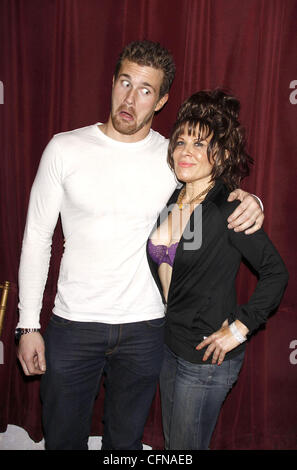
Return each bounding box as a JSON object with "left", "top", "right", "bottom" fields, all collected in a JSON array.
[{"left": 147, "top": 89, "right": 288, "bottom": 450}]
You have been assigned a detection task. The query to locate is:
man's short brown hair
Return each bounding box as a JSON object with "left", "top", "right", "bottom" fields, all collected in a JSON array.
[{"left": 114, "top": 40, "right": 176, "bottom": 99}]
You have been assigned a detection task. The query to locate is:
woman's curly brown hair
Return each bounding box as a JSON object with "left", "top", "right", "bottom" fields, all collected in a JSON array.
[{"left": 168, "top": 89, "right": 253, "bottom": 190}]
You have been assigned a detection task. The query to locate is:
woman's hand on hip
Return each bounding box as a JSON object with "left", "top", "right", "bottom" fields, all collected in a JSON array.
[{"left": 196, "top": 320, "right": 248, "bottom": 365}]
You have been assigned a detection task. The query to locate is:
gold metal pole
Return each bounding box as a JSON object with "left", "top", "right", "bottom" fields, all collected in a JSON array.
[{"left": 0, "top": 281, "right": 10, "bottom": 337}]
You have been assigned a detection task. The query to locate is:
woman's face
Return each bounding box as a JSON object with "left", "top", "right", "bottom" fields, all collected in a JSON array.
[{"left": 173, "top": 124, "right": 214, "bottom": 184}]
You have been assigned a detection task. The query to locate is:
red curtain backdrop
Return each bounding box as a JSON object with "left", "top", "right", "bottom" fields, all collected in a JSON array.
[{"left": 0, "top": 0, "right": 296, "bottom": 450}]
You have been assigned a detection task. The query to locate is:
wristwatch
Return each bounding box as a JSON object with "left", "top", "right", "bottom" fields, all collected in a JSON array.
[{"left": 15, "top": 328, "right": 40, "bottom": 341}]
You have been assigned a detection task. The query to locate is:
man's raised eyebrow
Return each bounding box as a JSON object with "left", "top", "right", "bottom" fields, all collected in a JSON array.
[{"left": 118, "top": 73, "right": 156, "bottom": 92}]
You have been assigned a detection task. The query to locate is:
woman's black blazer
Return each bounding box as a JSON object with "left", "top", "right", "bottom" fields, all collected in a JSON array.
[{"left": 146, "top": 180, "right": 289, "bottom": 363}]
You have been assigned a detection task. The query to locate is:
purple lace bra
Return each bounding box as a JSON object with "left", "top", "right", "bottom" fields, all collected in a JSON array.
[{"left": 148, "top": 239, "right": 178, "bottom": 267}]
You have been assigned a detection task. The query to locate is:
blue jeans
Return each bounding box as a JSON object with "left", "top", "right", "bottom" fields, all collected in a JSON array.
[
  {"left": 40, "top": 314, "right": 165, "bottom": 450},
  {"left": 160, "top": 345, "right": 244, "bottom": 450}
]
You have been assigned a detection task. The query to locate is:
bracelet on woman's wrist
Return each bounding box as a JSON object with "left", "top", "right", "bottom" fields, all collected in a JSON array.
[{"left": 229, "top": 321, "right": 247, "bottom": 344}]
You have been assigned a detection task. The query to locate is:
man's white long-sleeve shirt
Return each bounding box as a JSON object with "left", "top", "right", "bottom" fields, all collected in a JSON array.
[{"left": 18, "top": 124, "right": 177, "bottom": 328}]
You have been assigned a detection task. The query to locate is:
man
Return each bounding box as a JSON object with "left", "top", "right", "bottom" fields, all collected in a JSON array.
[{"left": 16, "top": 40, "right": 263, "bottom": 450}]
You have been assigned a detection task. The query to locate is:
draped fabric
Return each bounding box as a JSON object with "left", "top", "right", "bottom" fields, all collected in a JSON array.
[{"left": 0, "top": 0, "right": 296, "bottom": 449}]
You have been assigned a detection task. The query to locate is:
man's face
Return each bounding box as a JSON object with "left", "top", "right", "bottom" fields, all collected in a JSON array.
[{"left": 109, "top": 59, "right": 168, "bottom": 142}]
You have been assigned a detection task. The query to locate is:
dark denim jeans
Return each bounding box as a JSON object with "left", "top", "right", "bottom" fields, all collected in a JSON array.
[
  {"left": 40, "top": 314, "right": 165, "bottom": 450},
  {"left": 159, "top": 345, "right": 244, "bottom": 450}
]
